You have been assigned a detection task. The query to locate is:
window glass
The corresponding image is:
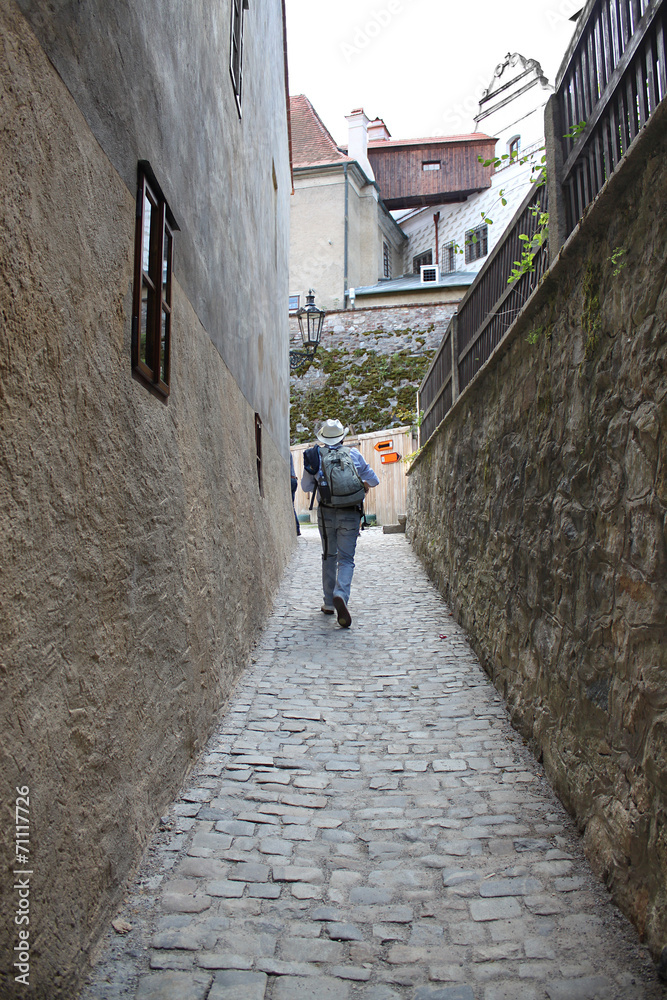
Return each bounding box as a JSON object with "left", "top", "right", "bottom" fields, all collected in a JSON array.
[
  {"left": 142, "top": 194, "right": 152, "bottom": 274},
  {"left": 160, "top": 309, "right": 169, "bottom": 385},
  {"left": 413, "top": 250, "right": 433, "bottom": 273},
  {"left": 465, "top": 224, "right": 488, "bottom": 263},
  {"left": 132, "top": 167, "right": 175, "bottom": 398}
]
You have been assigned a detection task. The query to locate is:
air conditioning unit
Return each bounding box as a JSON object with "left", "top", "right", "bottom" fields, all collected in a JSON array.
[{"left": 420, "top": 264, "right": 440, "bottom": 284}]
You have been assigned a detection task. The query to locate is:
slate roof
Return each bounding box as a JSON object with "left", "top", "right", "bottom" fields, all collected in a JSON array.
[
  {"left": 352, "top": 271, "right": 477, "bottom": 297},
  {"left": 289, "top": 95, "right": 350, "bottom": 168}
]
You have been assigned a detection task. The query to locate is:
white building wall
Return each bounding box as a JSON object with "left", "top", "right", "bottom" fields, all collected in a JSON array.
[{"left": 400, "top": 53, "right": 552, "bottom": 278}]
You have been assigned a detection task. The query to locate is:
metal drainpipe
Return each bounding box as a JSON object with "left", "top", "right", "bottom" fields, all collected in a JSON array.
[
  {"left": 433, "top": 211, "right": 440, "bottom": 266},
  {"left": 344, "top": 163, "right": 349, "bottom": 308}
]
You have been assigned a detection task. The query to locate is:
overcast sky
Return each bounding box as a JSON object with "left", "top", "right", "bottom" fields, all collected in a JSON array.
[{"left": 284, "top": 0, "right": 580, "bottom": 143}]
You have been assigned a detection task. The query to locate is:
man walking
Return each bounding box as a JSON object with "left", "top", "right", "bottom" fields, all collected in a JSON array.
[{"left": 301, "top": 419, "right": 379, "bottom": 628}]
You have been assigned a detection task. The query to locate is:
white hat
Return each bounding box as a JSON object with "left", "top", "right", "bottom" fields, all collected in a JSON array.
[{"left": 316, "top": 419, "right": 348, "bottom": 446}]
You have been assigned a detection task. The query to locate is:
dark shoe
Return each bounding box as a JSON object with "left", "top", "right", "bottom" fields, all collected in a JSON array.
[
  {"left": 321, "top": 604, "right": 335, "bottom": 615},
  {"left": 333, "top": 596, "right": 352, "bottom": 628}
]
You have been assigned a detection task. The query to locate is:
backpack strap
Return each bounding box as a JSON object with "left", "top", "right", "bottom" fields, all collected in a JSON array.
[
  {"left": 303, "top": 446, "right": 320, "bottom": 475},
  {"left": 303, "top": 446, "right": 320, "bottom": 509}
]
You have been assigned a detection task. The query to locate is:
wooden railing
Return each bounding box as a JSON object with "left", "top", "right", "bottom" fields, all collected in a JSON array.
[
  {"left": 419, "top": 182, "right": 548, "bottom": 444},
  {"left": 418, "top": 327, "right": 452, "bottom": 445},
  {"left": 556, "top": 0, "right": 666, "bottom": 237},
  {"left": 418, "top": 0, "right": 666, "bottom": 448}
]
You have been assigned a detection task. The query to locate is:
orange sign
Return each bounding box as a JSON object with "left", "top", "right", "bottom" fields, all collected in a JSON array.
[
  {"left": 381, "top": 452, "right": 401, "bottom": 464},
  {"left": 374, "top": 439, "right": 394, "bottom": 452}
]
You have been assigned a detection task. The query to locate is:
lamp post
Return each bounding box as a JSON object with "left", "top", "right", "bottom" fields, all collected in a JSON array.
[{"left": 290, "top": 289, "right": 325, "bottom": 372}]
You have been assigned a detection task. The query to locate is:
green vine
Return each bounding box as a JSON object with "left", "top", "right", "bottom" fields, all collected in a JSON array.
[{"left": 477, "top": 121, "right": 587, "bottom": 287}]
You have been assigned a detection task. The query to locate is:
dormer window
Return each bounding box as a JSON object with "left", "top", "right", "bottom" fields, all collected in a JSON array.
[
  {"left": 422, "top": 161, "right": 441, "bottom": 171},
  {"left": 508, "top": 135, "right": 521, "bottom": 161}
]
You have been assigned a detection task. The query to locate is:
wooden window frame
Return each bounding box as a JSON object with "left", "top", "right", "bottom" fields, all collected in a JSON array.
[
  {"left": 132, "top": 164, "right": 177, "bottom": 399},
  {"left": 255, "top": 413, "right": 263, "bottom": 496},
  {"left": 422, "top": 161, "right": 441, "bottom": 171},
  {"left": 464, "top": 224, "right": 488, "bottom": 264},
  {"left": 230, "top": 0, "right": 249, "bottom": 118},
  {"left": 383, "top": 241, "right": 391, "bottom": 279}
]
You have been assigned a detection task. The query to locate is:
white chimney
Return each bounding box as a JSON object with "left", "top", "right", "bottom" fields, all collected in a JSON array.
[{"left": 345, "top": 108, "right": 375, "bottom": 182}]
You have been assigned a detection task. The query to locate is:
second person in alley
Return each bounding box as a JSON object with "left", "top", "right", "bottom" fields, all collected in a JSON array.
[{"left": 301, "top": 419, "right": 379, "bottom": 628}]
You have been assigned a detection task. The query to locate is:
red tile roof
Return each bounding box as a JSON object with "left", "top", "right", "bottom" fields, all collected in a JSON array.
[{"left": 289, "top": 95, "right": 350, "bottom": 168}]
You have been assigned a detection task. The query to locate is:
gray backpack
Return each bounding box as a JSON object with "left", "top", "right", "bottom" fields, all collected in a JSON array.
[{"left": 318, "top": 446, "right": 366, "bottom": 507}]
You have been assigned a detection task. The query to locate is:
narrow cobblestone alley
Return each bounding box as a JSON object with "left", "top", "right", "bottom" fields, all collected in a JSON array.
[{"left": 80, "top": 528, "right": 663, "bottom": 1000}]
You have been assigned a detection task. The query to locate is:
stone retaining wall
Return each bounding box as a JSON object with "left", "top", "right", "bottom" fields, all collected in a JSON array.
[
  {"left": 290, "top": 301, "right": 456, "bottom": 357},
  {"left": 407, "top": 100, "right": 667, "bottom": 962},
  {"left": 290, "top": 303, "right": 456, "bottom": 444}
]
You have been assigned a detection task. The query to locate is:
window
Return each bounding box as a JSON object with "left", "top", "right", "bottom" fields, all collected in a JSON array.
[
  {"left": 508, "top": 135, "right": 521, "bottom": 161},
  {"left": 289, "top": 295, "right": 300, "bottom": 313},
  {"left": 132, "top": 164, "right": 177, "bottom": 398},
  {"left": 255, "top": 413, "right": 263, "bottom": 495},
  {"left": 413, "top": 250, "right": 432, "bottom": 273},
  {"left": 422, "top": 161, "right": 441, "bottom": 171},
  {"left": 465, "top": 224, "right": 488, "bottom": 264},
  {"left": 383, "top": 241, "right": 391, "bottom": 279},
  {"left": 230, "top": 0, "right": 249, "bottom": 116},
  {"left": 441, "top": 240, "right": 457, "bottom": 274}
]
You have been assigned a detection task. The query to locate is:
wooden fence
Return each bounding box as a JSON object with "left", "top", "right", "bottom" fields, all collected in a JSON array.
[
  {"left": 556, "top": 0, "right": 666, "bottom": 238},
  {"left": 418, "top": 0, "right": 666, "bottom": 447},
  {"left": 419, "top": 182, "right": 549, "bottom": 445},
  {"left": 291, "top": 426, "right": 417, "bottom": 527}
]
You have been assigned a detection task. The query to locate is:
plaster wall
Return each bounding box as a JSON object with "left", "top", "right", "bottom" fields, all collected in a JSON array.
[
  {"left": 479, "top": 82, "right": 551, "bottom": 152},
  {"left": 290, "top": 164, "right": 405, "bottom": 312},
  {"left": 354, "top": 288, "right": 463, "bottom": 309},
  {"left": 344, "top": 169, "right": 385, "bottom": 296},
  {"left": 14, "top": 0, "right": 292, "bottom": 453},
  {"left": 0, "top": 2, "right": 294, "bottom": 996},
  {"left": 290, "top": 169, "right": 347, "bottom": 310},
  {"left": 401, "top": 153, "right": 539, "bottom": 276},
  {"left": 407, "top": 100, "right": 667, "bottom": 961}
]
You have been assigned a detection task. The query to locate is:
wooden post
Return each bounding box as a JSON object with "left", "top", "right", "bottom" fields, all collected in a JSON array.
[
  {"left": 545, "top": 94, "right": 569, "bottom": 261},
  {"left": 451, "top": 313, "right": 460, "bottom": 403}
]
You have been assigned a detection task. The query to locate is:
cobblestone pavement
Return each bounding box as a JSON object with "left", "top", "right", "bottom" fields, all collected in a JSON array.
[{"left": 80, "top": 528, "right": 664, "bottom": 1000}]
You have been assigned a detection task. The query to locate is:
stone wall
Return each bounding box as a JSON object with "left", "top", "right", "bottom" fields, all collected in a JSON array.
[
  {"left": 407, "top": 100, "right": 667, "bottom": 961},
  {"left": 0, "top": 3, "right": 293, "bottom": 997},
  {"left": 290, "top": 302, "right": 455, "bottom": 444}
]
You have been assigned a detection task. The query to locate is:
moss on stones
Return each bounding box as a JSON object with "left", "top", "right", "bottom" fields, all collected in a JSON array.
[
  {"left": 290, "top": 344, "right": 435, "bottom": 444},
  {"left": 582, "top": 258, "right": 602, "bottom": 361}
]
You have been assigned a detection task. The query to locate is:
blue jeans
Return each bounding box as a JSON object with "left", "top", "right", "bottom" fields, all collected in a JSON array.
[{"left": 317, "top": 506, "right": 362, "bottom": 606}]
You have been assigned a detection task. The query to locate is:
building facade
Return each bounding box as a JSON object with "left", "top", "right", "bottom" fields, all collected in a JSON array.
[
  {"left": 289, "top": 97, "right": 406, "bottom": 313},
  {"left": 398, "top": 54, "right": 553, "bottom": 282},
  {"left": 0, "top": 1, "right": 293, "bottom": 995}
]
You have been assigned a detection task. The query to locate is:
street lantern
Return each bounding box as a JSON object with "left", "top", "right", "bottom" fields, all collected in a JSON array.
[{"left": 290, "top": 289, "right": 325, "bottom": 372}]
